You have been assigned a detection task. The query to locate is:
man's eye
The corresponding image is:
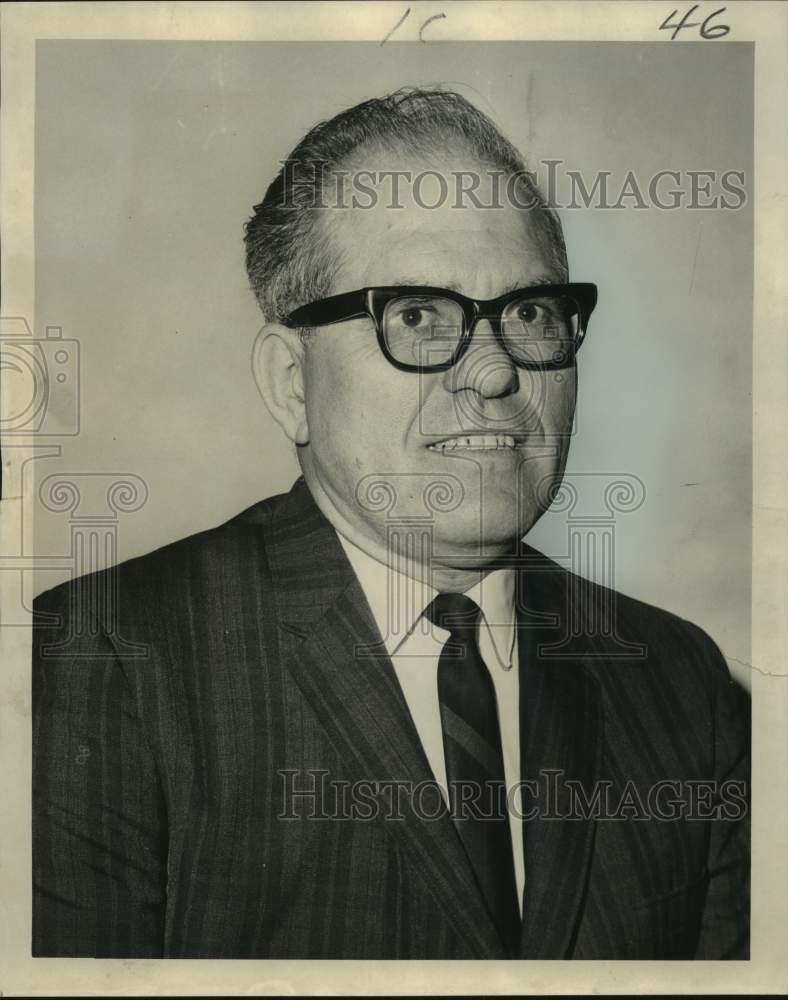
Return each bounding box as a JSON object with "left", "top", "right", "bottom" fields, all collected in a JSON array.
[
  {"left": 402, "top": 308, "right": 426, "bottom": 328},
  {"left": 392, "top": 303, "right": 437, "bottom": 331},
  {"left": 518, "top": 303, "right": 544, "bottom": 324}
]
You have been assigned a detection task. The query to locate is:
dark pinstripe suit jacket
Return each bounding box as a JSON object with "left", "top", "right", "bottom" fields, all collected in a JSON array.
[{"left": 32, "top": 476, "right": 749, "bottom": 959}]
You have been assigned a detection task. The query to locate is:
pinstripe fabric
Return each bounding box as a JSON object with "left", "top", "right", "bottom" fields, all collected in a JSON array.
[{"left": 32, "top": 476, "right": 750, "bottom": 958}]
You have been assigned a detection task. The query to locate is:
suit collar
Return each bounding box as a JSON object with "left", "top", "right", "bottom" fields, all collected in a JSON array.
[
  {"left": 336, "top": 528, "right": 517, "bottom": 669},
  {"left": 265, "top": 476, "right": 357, "bottom": 634}
]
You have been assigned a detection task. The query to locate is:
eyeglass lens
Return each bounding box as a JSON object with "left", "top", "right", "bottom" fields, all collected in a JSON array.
[{"left": 381, "top": 293, "right": 581, "bottom": 368}]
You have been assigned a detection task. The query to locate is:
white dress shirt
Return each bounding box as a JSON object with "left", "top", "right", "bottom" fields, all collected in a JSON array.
[{"left": 336, "top": 532, "right": 524, "bottom": 914}]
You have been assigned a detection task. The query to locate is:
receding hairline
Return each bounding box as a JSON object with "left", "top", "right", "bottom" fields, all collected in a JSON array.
[
  {"left": 307, "top": 146, "right": 567, "bottom": 300},
  {"left": 244, "top": 86, "right": 568, "bottom": 324}
]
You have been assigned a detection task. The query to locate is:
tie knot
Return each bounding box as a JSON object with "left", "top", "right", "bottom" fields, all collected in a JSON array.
[{"left": 424, "top": 593, "right": 481, "bottom": 635}]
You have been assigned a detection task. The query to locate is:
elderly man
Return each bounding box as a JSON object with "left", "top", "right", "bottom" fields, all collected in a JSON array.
[{"left": 32, "top": 88, "right": 749, "bottom": 959}]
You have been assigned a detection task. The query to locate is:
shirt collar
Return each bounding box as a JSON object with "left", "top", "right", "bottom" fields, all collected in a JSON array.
[{"left": 336, "top": 531, "right": 517, "bottom": 671}]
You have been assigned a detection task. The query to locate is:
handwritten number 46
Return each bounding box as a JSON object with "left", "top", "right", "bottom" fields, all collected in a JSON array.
[{"left": 660, "top": 5, "right": 730, "bottom": 39}]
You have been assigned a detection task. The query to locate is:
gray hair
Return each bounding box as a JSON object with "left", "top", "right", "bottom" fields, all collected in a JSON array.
[{"left": 243, "top": 86, "right": 567, "bottom": 326}]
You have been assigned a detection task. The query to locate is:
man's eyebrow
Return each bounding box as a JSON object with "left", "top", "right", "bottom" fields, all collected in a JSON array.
[
  {"left": 502, "top": 275, "right": 559, "bottom": 291},
  {"left": 385, "top": 277, "right": 463, "bottom": 292}
]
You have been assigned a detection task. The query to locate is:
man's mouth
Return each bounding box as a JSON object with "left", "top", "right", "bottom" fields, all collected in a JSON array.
[{"left": 427, "top": 434, "right": 524, "bottom": 452}]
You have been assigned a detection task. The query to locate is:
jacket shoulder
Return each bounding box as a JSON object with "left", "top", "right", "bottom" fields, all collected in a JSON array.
[
  {"left": 522, "top": 544, "right": 735, "bottom": 686},
  {"left": 33, "top": 490, "right": 289, "bottom": 619}
]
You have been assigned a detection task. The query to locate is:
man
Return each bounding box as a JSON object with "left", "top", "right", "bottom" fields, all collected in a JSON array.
[{"left": 32, "top": 87, "right": 749, "bottom": 959}]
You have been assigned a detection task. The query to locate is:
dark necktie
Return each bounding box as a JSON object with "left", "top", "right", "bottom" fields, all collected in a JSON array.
[{"left": 424, "top": 592, "right": 521, "bottom": 955}]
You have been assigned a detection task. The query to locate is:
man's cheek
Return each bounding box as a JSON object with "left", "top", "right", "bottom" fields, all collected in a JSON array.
[{"left": 542, "top": 379, "right": 576, "bottom": 430}]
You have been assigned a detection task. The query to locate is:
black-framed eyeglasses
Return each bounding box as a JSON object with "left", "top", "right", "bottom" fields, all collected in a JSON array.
[{"left": 282, "top": 283, "right": 598, "bottom": 372}]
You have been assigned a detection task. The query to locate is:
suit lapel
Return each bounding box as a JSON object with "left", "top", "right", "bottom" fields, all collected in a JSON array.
[
  {"left": 516, "top": 549, "right": 603, "bottom": 958},
  {"left": 267, "top": 479, "right": 507, "bottom": 958},
  {"left": 265, "top": 481, "right": 602, "bottom": 958}
]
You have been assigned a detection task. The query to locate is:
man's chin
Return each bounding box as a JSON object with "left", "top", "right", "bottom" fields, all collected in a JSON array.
[{"left": 429, "top": 516, "right": 525, "bottom": 562}]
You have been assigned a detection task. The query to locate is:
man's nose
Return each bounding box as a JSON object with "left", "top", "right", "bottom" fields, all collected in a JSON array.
[{"left": 442, "top": 318, "right": 519, "bottom": 399}]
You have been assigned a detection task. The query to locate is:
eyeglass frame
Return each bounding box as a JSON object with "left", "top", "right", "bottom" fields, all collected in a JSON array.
[{"left": 282, "top": 282, "right": 598, "bottom": 373}]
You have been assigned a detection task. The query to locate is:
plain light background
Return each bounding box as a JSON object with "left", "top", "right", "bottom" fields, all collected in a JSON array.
[{"left": 32, "top": 40, "right": 753, "bottom": 682}]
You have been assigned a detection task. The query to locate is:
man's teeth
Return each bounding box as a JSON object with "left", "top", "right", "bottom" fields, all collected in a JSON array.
[{"left": 428, "top": 435, "right": 521, "bottom": 451}]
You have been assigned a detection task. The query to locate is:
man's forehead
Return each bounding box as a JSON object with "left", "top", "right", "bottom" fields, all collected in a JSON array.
[{"left": 326, "top": 202, "right": 556, "bottom": 296}]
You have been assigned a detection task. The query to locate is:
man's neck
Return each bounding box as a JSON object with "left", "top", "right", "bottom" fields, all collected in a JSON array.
[{"left": 300, "top": 467, "right": 512, "bottom": 594}]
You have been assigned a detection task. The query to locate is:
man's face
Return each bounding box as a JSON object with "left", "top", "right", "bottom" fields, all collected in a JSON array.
[{"left": 297, "top": 157, "right": 576, "bottom": 570}]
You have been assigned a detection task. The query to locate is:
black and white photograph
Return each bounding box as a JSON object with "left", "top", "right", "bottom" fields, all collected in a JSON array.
[{"left": 1, "top": 1, "right": 786, "bottom": 995}]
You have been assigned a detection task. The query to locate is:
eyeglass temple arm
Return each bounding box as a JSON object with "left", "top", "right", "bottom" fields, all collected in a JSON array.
[{"left": 283, "top": 290, "right": 369, "bottom": 329}]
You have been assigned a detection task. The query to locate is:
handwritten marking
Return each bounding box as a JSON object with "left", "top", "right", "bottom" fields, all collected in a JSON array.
[
  {"left": 659, "top": 5, "right": 730, "bottom": 39},
  {"left": 381, "top": 7, "right": 411, "bottom": 46},
  {"left": 419, "top": 12, "right": 447, "bottom": 41}
]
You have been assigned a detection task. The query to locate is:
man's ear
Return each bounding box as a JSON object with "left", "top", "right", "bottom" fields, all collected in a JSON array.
[{"left": 251, "top": 323, "right": 309, "bottom": 445}]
